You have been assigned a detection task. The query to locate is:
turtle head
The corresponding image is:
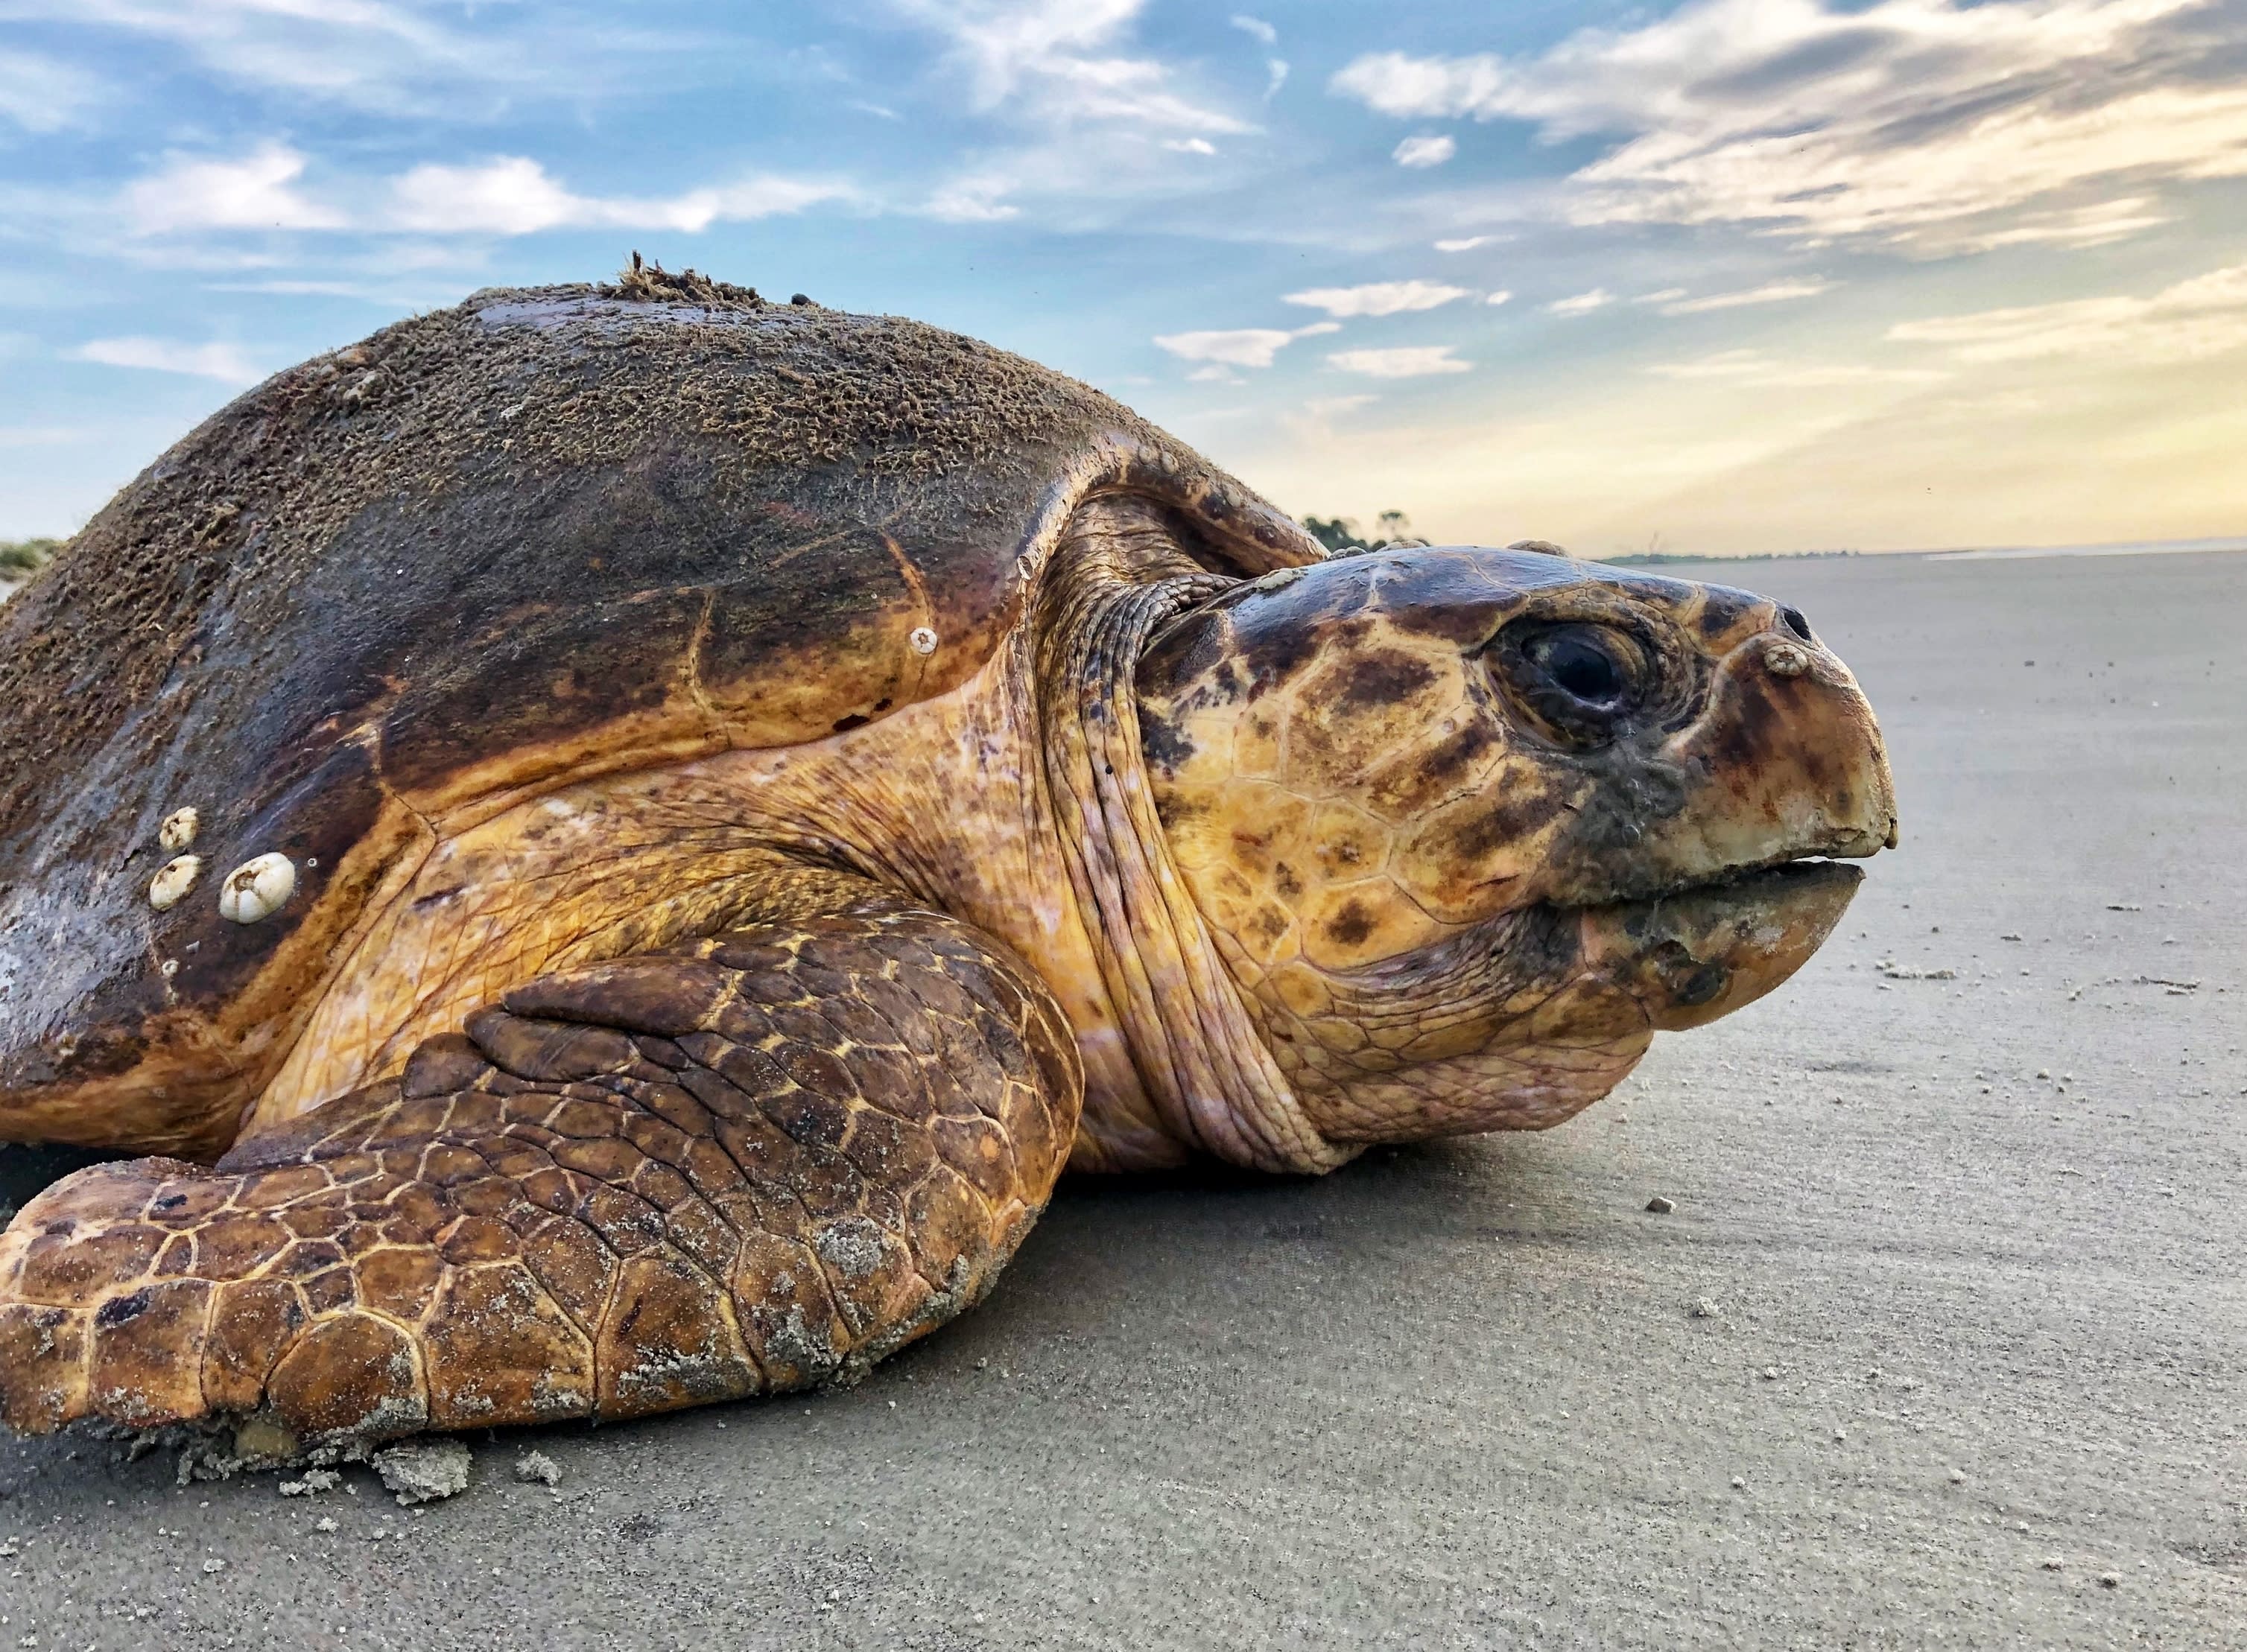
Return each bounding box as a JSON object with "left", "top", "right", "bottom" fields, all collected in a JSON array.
[{"left": 1134, "top": 546, "right": 1896, "bottom": 1143}]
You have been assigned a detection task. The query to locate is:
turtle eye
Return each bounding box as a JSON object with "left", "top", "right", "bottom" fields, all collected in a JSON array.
[{"left": 1491, "top": 620, "right": 1648, "bottom": 746}]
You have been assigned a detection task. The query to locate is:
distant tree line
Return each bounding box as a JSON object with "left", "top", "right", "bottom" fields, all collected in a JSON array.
[{"left": 1300, "top": 510, "right": 1429, "bottom": 555}]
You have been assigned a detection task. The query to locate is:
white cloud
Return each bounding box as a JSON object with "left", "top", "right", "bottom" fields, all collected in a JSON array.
[
  {"left": 1164, "top": 137, "right": 1217, "bottom": 155},
  {"left": 896, "top": 0, "right": 1249, "bottom": 133},
  {"left": 1887, "top": 261, "right": 2247, "bottom": 362},
  {"left": 1547, "top": 288, "right": 1614, "bottom": 317},
  {"left": 1635, "top": 288, "right": 1690, "bottom": 305},
  {"left": 1156, "top": 321, "right": 1337, "bottom": 369},
  {"left": 922, "top": 176, "right": 1021, "bottom": 222},
  {"left": 1328, "top": 346, "right": 1472, "bottom": 378},
  {"left": 1434, "top": 235, "right": 1500, "bottom": 252},
  {"left": 72, "top": 337, "right": 265, "bottom": 385},
  {"left": 1485, "top": 290, "right": 1512, "bottom": 306},
  {"left": 1659, "top": 278, "right": 1836, "bottom": 315},
  {"left": 123, "top": 144, "right": 346, "bottom": 235},
  {"left": 1230, "top": 14, "right": 1278, "bottom": 46},
  {"left": 32, "top": 0, "right": 696, "bottom": 118},
  {"left": 387, "top": 158, "right": 842, "bottom": 235},
  {"left": 0, "top": 47, "right": 104, "bottom": 132},
  {"left": 109, "top": 146, "right": 846, "bottom": 240},
  {"left": 1392, "top": 134, "right": 1457, "bottom": 168},
  {"left": 1647, "top": 349, "right": 1949, "bottom": 386},
  {"left": 1928, "top": 197, "right": 2174, "bottom": 253},
  {"left": 1284, "top": 280, "right": 1470, "bottom": 317},
  {"left": 1330, "top": 0, "right": 2247, "bottom": 249}
]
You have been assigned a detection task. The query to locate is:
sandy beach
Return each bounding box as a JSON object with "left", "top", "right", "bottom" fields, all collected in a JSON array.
[{"left": 1, "top": 547, "right": 2241, "bottom": 1650}]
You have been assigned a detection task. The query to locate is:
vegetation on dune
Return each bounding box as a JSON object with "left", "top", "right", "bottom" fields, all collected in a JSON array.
[
  {"left": 1301, "top": 509, "right": 1428, "bottom": 555},
  {"left": 0, "top": 539, "right": 60, "bottom": 579}
]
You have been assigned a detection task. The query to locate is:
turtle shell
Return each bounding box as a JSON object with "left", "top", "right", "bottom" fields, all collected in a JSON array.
[{"left": 0, "top": 277, "right": 1321, "bottom": 1153}]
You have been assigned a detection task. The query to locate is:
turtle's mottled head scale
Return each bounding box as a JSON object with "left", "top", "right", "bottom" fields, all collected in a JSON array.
[{"left": 1135, "top": 547, "right": 1895, "bottom": 1144}]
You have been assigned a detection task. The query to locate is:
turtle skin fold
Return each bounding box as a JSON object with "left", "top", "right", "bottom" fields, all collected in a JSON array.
[{"left": 0, "top": 898, "right": 1080, "bottom": 1446}]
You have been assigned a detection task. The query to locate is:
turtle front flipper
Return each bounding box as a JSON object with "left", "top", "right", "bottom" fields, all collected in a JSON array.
[{"left": 0, "top": 901, "right": 1080, "bottom": 1446}]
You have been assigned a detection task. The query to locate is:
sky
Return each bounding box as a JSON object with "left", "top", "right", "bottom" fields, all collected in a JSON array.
[{"left": 1, "top": 0, "right": 2244, "bottom": 558}]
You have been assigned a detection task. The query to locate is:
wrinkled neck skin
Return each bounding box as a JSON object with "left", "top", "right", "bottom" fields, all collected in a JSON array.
[{"left": 721, "top": 495, "right": 1349, "bottom": 1173}]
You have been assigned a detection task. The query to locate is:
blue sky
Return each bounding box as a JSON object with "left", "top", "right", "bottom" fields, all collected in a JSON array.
[{"left": 4, "top": 0, "right": 2245, "bottom": 555}]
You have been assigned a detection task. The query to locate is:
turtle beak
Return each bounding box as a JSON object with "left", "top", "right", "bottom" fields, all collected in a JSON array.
[
  {"left": 1579, "top": 858, "right": 1863, "bottom": 1032},
  {"left": 1637, "top": 626, "right": 1898, "bottom": 886}
]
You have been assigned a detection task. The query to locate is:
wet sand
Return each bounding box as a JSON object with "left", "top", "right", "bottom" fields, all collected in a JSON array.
[{"left": 2, "top": 548, "right": 2242, "bottom": 1649}]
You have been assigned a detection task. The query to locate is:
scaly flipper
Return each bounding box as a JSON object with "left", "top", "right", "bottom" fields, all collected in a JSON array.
[{"left": 0, "top": 898, "right": 1080, "bottom": 1446}]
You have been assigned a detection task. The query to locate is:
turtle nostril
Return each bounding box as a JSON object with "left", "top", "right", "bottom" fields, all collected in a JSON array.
[{"left": 1779, "top": 606, "right": 1813, "bottom": 642}]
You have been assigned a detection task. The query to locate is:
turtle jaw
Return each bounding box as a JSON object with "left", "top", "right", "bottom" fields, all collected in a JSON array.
[{"left": 1571, "top": 857, "right": 1863, "bottom": 1034}]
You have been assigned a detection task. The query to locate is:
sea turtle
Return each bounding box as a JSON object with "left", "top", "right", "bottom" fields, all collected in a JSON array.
[{"left": 0, "top": 270, "right": 1895, "bottom": 1452}]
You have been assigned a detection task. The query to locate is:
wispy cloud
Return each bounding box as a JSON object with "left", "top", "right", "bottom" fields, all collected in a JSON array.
[
  {"left": 1284, "top": 279, "right": 1468, "bottom": 317},
  {"left": 1392, "top": 134, "right": 1455, "bottom": 168},
  {"left": 28, "top": 0, "right": 709, "bottom": 118},
  {"left": 386, "top": 158, "right": 840, "bottom": 235},
  {"left": 1547, "top": 288, "right": 1613, "bottom": 317},
  {"left": 110, "top": 145, "right": 846, "bottom": 240},
  {"left": 1888, "top": 261, "right": 2247, "bottom": 362},
  {"left": 1658, "top": 278, "right": 1836, "bottom": 315},
  {"left": 1647, "top": 349, "right": 1949, "bottom": 387},
  {"left": 1155, "top": 320, "right": 1340, "bottom": 371},
  {"left": 121, "top": 144, "right": 346, "bottom": 235},
  {"left": 1434, "top": 235, "right": 1501, "bottom": 252},
  {"left": 1331, "top": 0, "right": 2247, "bottom": 250},
  {"left": 0, "top": 46, "right": 105, "bottom": 132},
  {"left": 897, "top": 0, "right": 1249, "bottom": 132},
  {"left": 71, "top": 336, "right": 265, "bottom": 384},
  {"left": 1329, "top": 345, "right": 1471, "bottom": 377}
]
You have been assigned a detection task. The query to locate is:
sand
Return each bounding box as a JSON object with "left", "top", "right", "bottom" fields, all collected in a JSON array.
[{"left": 0, "top": 547, "right": 2240, "bottom": 1648}]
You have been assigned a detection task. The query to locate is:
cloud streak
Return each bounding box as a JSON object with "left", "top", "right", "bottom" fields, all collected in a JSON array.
[
  {"left": 1658, "top": 278, "right": 1836, "bottom": 315},
  {"left": 1155, "top": 320, "right": 1339, "bottom": 369},
  {"left": 71, "top": 336, "right": 266, "bottom": 384},
  {"left": 1888, "top": 261, "right": 2247, "bottom": 361},
  {"left": 1328, "top": 345, "right": 1471, "bottom": 377},
  {"left": 1283, "top": 280, "right": 1469, "bottom": 317},
  {"left": 112, "top": 146, "right": 848, "bottom": 240},
  {"left": 1331, "top": 0, "right": 2247, "bottom": 248}
]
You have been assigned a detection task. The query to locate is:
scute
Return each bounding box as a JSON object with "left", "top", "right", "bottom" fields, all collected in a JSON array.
[{"left": 0, "top": 277, "right": 1320, "bottom": 1153}]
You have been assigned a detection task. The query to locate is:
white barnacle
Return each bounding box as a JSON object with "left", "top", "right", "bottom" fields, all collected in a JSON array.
[
  {"left": 1764, "top": 641, "right": 1811, "bottom": 679},
  {"left": 1253, "top": 566, "right": 1306, "bottom": 591},
  {"left": 907, "top": 626, "right": 939, "bottom": 656},
  {"left": 158, "top": 807, "right": 200, "bottom": 851},
  {"left": 148, "top": 855, "right": 203, "bottom": 912},
  {"left": 218, "top": 853, "right": 297, "bottom": 924}
]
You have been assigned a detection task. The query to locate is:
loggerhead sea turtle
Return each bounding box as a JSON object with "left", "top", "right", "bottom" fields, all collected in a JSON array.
[{"left": 0, "top": 270, "right": 1894, "bottom": 1452}]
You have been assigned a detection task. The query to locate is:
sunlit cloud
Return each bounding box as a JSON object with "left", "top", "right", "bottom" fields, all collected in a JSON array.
[
  {"left": 1328, "top": 345, "right": 1471, "bottom": 377},
  {"left": 1658, "top": 278, "right": 1836, "bottom": 315},
  {"left": 1331, "top": 0, "right": 2247, "bottom": 248},
  {"left": 1284, "top": 280, "right": 1468, "bottom": 317},
  {"left": 1647, "top": 349, "right": 1949, "bottom": 386},
  {"left": 1547, "top": 288, "right": 1613, "bottom": 317},
  {"left": 1888, "top": 261, "right": 2247, "bottom": 362}
]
